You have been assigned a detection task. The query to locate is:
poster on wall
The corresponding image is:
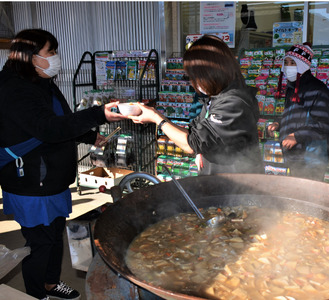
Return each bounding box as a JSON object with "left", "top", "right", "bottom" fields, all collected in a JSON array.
[
  {"left": 272, "top": 22, "right": 303, "bottom": 47},
  {"left": 200, "top": 2, "right": 236, "bottom": 48},
  {"left": 95, "top": 52, "right": 109, "bottom": 86}
]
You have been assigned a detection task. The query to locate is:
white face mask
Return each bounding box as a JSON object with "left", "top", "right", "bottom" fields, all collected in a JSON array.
[
  {"left": 35, "top": 54, "right": 61, "bottom": 77},
  {"left": 283, "top": 66, "right": 298, "bottom": 82}
]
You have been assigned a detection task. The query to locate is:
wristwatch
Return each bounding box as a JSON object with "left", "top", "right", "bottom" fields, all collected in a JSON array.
[{"left": 158, "top": 119, "right": 168, "bottom": 131}]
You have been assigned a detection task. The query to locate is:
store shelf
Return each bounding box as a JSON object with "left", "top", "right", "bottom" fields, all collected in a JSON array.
[{"left": 72, "top": 49, "right": 160, "bottom": 193}]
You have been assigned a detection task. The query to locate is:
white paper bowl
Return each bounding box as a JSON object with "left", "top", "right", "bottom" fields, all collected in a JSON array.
[{"left": 117, "top": 103, "right": 142, "bottom": 116}]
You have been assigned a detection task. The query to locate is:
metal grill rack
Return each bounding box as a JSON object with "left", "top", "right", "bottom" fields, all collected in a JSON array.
[{"left": 73, "top": 49, "right": 159, "bottom": 178}]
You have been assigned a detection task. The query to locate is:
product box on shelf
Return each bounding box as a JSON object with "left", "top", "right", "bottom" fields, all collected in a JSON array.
[
  {"left": 263, "top": 97, "right": 276, "bottom": 116},
  {"left": 161, "top": 81, "right": 193, "bottom": 93},
  {"left": 166, "top": 57, "right": 184, "bottom": 70},
  {"left": 165, "top": 70, "right": 187, "bottom": 81},
  {"left": 157, "top": 137, "right": 185, "bottom": 157},
  {"left": 265, "top": 165, "right": 289, "bottom": 176},
  {"left": 257, "top": 118, "right": 267, "bottom": 139},
  {"left": 156, "top": 101, "right": 192, "bottom": 119},
  {"left": 79, "top": 167, "right": 133, "bottom": 189},
  {"left": 263, "top": 141, "right": 284, "bottom": 163},
  {"left": 156, "top": 155, "right": 197, "bottom": 181},
  {"left": 275, "top": 100, "right": 285, "bottom": 116}
]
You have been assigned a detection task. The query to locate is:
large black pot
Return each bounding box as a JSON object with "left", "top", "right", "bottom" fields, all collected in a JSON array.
[{"left": 93, "top": 174, "right": 329, "bottom": 300}]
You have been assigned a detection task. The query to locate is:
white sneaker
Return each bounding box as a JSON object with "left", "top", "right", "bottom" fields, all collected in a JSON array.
[{"left": 46, "top": 281, "right": 80, "bottom": 299}]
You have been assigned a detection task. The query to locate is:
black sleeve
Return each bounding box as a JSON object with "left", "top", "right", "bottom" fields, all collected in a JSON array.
[
  {"left": 187, "top": 96, "right": 256, "bottom": 156},
  {"left": 8, "top": 85, "right": 106, "bottom": 144},
  {"left": 76, "top": 129, "right": 98, "bottom": 145}
]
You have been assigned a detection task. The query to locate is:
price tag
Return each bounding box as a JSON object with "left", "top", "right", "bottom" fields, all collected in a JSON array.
[{"left": 220, "top": 32, "right": 230, "bottom": 43}]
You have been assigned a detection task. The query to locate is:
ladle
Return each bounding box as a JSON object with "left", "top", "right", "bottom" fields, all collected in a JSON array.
[{"left": 162, "top": 165, "right": 225, "bottom": 227}]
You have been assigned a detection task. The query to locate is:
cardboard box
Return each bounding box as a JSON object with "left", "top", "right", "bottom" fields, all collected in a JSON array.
[{"left": 79, "top": 167, "right": 133, "bottom": 189}]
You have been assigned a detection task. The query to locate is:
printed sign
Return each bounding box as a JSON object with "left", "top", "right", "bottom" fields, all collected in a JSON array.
[
  {"left": 200, "top": 2, "right": 236, "bottom": 48},
  {"left": 186, "top": 34, "right": 203, "bottom": 45},
  {"left": 273, "top": 22, "right": 303, "bottom": 47},
  {"left": 186, "top": 33, "right": 231, "bottom": 46}
]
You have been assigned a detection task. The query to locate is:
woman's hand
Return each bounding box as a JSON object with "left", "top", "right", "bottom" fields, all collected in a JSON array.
[
  {"left": 282, "top": 133, "right": 297, "bottom": 149},
  {"left": 267, "top": 122, "right": 279, "bottom": 138},
  {"left": 128, "top": 103, "right": 193, "bottom": 154},
  {"left": 94, "top": 133, "right": 106, "bottom": 147},
  {"left": 104, "top": 102, "right": 128, "bottom": 122},
  {"left": 128, "top": 103, "right": 163, "bottom": 124}
]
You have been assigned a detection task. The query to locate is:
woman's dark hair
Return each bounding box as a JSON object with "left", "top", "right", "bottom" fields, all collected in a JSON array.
[
  {"left": 183, "top": 35, "right": 245, "bottom": 96},
  {"left": 5, "top": 28, "right": 58, "bottom": 81}
]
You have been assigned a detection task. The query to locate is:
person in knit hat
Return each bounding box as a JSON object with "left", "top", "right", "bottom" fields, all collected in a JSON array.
[
  {"left": 268, "top": 43, "right": 329, "bottom": 181},
  {"left": 275, "top": 43, "right": 313, "bottom": 102}
]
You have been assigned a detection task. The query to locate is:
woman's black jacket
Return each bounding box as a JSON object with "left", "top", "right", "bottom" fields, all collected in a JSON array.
[
  {"left": 0, "top": 67, "right": 106, "bottom": 196},
  {"left": 187, "top": 80, "right": 263, "bottom": 175}
]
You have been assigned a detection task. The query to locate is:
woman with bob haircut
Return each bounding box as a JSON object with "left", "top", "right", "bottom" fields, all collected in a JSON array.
[
  {"left": 129, "top": 35, "right": 263, "bottom": 175},
  {"left": 0, "top": 29, "right": 127, "bottom": 300}
]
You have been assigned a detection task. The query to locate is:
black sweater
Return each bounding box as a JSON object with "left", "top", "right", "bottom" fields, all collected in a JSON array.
[
  {"left": 279, "top": 70, "right": 329, "bottom": 163},
  {"left": 0, "top": 67, "right": 106, "bottom": 196}
]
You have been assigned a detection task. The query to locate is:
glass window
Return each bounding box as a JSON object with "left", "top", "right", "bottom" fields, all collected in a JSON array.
[
  {"left": 170, "top": 1, "right": 309, "bottom": 56},
  {"left": 0, "top": 2, "right": 14, "bottom": 38},
  {"left": 235, "top": 1, "right": 304, "bottom": 55},
  {"left": 181, "top": 2, "right": 200, "bottom": 50},
  {"left": 308, "top": 1, "right": 329, "bottom": 46}
]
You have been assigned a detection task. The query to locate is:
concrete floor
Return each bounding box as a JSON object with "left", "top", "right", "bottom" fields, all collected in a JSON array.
[{"left": 0, "top": 183, "right": 112, "bottom": 300}]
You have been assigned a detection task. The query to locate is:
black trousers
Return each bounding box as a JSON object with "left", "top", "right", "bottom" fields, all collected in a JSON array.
[{"left": 21, "top": 216, "right": 66, "bottom": 299}]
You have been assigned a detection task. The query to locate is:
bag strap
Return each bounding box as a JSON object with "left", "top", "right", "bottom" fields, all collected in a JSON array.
[
  {"left": 0, "top": 90, "right": 63, "bottom": 172},
  {"left": 5, "top": 147, "right": 24, "bottom": 176}
]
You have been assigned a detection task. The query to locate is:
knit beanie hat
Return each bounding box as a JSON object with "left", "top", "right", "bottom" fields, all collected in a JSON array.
[{"left": 275, "top": 43, "right": 314, "bottom": 102}]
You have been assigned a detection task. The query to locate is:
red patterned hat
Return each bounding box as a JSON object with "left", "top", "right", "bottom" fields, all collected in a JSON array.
[
  {"left": 284, "top": 44, "right": 314, "bottom": 74},
  {"left": 275, "top": 43, "right": 314, "bottom": 102}
]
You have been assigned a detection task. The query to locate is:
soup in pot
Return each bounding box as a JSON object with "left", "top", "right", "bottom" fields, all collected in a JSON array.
[{"left": 126, "top": 206, "right": 329, "bottom": 300}]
